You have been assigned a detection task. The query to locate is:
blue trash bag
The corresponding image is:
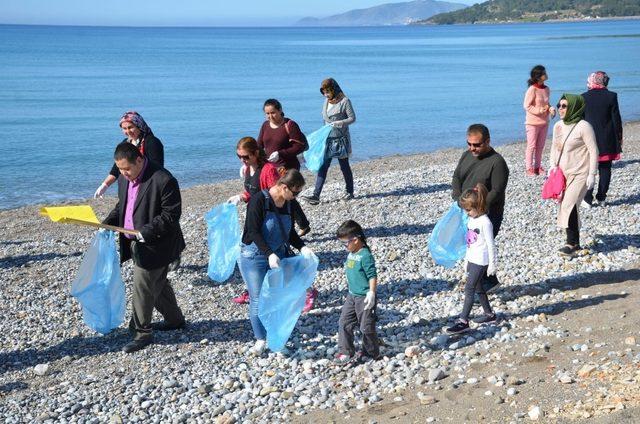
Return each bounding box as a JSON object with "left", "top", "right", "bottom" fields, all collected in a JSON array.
[
  {"left": 258, "top": 252, "right": 319, "bottom": 352},
  {"left": 70, "top": 230, "right": 126, "bottom": 334},
  {"left": 205, "top": 203, "right": 241, "bottom": 283},
  {"left": 428, "top": 202, "right": 469, "bottom": 268},
  {"left": 303, "top": 125, "right": 333, "bottom": 173}
]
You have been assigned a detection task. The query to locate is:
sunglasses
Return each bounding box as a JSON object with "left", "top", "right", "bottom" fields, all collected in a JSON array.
[
  {"left": 287, "top": 187, "right": 302, "bottom": 197},
  {"left": 237, "top": 154, "right": 251, "bottom": 160},
  {"left": 556, "top": 103, "right": 568, "bottom": 110},
  {"left": 467, "top": 140, "right": 485, "bottom": 148}
]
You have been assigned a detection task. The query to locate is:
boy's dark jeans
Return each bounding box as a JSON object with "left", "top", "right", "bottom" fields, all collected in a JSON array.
[{"left": 338, "top": 293, "right": 379, "bottom": 358}]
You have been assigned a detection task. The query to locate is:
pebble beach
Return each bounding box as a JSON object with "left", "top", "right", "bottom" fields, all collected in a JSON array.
[{"left": 1, "top": 122, "right": 639, "bottom": 423}]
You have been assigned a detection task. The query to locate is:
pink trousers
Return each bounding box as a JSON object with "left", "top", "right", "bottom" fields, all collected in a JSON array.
[{"left": 525, "top": 123, "right": 548, "bottom": 170}]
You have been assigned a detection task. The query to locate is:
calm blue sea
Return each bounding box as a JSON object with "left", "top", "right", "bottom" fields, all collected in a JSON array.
[{"left": 1, "top": 21, "right": 639, "bottom": 209}]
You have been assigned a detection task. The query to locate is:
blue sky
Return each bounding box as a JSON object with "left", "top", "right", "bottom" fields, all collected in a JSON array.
[{"left": 0, "top": 0, "right": 478, "bottom": 26}]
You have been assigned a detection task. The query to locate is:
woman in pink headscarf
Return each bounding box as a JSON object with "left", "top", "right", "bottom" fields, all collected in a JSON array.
[
  {"left": 580, "top": 71, "right": 623, "bottom": 207},
  {"left": 94, "top": 111, "right": 165, "bottom": 198}
]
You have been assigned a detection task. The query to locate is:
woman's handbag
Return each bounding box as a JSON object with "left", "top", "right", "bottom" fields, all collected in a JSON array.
[
  {"left": 325, "top": 136, "right": 348, "bottom": 159},
  {"left": 541, "top": 124, "right": 577, "bottom": 202}
]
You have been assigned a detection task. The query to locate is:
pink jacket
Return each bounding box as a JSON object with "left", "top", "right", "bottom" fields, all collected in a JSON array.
[{"left": 523, "top": 85, "right": 552, "bottom": 126}]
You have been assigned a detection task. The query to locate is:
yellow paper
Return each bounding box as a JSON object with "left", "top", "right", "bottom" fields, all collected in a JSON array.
[{"left": 40, "top": 205, "right": 100, "bottom": 224}]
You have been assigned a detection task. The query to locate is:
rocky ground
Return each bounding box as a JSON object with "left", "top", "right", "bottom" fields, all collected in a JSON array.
[{"left": 1, "top": 122, "right": 639, "bottom": 423}]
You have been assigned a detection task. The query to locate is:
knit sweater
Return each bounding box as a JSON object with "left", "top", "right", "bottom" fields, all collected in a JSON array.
[
  {"left": 523, "top": 85, "right": 552, "bottom": 126},
  {"left": 451, "top": 148, "right": 509, "bottom": 219}
]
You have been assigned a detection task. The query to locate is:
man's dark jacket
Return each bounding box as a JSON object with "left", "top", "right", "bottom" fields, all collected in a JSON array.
[
  {"left": 104, "top": 161, "right": 185, "bottom": 270},
  {"left": 581, "top": 89, "right": 623, "bottom": 156}
]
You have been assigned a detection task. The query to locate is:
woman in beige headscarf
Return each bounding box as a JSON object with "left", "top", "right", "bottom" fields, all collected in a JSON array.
[{"left": 549, "top": 94, "right": 598, "bottom": 256}]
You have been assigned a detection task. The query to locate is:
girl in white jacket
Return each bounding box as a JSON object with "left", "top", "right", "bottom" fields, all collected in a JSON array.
[{"left": 447, "top": 183, "right": 497, "bottom": 334}]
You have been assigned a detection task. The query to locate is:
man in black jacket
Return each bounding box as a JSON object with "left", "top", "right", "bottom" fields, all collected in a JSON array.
[
  {"left": 104, "top": 142, "right": 186, "bottom": 353},
  {"left": 581, "top": 71, "right": 623, "bottom": 206},
  {"left": 452, "top": 124, "right": 509, "bottom": 295}
]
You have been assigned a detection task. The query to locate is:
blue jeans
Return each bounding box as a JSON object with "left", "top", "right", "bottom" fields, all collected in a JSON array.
[
  {"left": 313, "top": 156, "right": 354, "bottom": 198},
  {"left": 238, "top": 243, "right": 288, "bottom": 340}
]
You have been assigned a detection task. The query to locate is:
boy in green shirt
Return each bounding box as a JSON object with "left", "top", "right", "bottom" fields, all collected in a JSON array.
[{"left": 336, "top": 220, "right": 380, "bottom": 362}]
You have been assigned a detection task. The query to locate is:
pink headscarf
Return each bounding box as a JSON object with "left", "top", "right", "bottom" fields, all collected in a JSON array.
[
  {"left": 119, "top": 111, "right": 153, "bottom": 139},
  {"left": 587, "top": 71, "right": 609, "bottom": 90}
]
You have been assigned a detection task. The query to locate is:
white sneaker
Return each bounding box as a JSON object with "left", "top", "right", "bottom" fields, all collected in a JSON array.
[
  {"left": 581, "top": 200, "right": 592, "bottom": 209},
  {"left": 249, "top": 339, "right": 267, "bottom": 356}
]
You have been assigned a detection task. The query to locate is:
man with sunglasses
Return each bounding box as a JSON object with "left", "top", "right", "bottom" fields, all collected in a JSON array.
[{"left": 451, "top": 124, "right": 509, "bottom": 292}]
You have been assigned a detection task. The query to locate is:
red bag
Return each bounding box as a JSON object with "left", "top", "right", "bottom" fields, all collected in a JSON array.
[
  {"left": 541, "top": 124, "right": 577, "bottom": 202},
  {"left": 541, "top": 167, "right": 566, "bottom": 201}
]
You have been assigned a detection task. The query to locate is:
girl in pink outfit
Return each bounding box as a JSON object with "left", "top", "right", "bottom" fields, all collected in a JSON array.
[{"left": 523, "top": 65, "right": 556, "bottom": 176}]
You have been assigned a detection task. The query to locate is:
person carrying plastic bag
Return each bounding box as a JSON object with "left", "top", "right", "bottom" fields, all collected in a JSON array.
[
  {"left": 429, "top": 202, "right": 468, "bottom": 268},
  {"left": 303, "top": 124, "right": 333, "bottom": 173},
  {"left": 205, "top": 202, "right": 241, "bottom": 283},
  {"left": 70, "top": 230, "right": 126, "bottom": 334},
  {"left": 258, "top": 251, "right": 319, "bottom": 352},
  {"left": 237, "top": 169, "right": 314, "bottom": 356}
]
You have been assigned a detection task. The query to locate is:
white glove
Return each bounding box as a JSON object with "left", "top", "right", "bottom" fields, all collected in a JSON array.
[
  {"left": 267, "top": 151, "right": 280, "bottom": 163},
  {"left": 487, "top": 262, "right": 496, "bottom": 276},
  {"left": 268, "top": 253, "right": 280, "bottom": 269},
  {"left": 586, "top": 174, "right": 595, "bottom": 190},
  {"left": 300, "top": 246, "right": 313, "bottom": 257},
  {"left": 227, "top": 195, "right": 242, "bottom": 205},
  {"left": 135, "top": 232, "right": 145, "bottom": 243},
  {"left": 363, "top": 290, "right": 376, "bottom": 310},
  {"left": 94, "top": 183, "right": 108, "bottom": 199}
]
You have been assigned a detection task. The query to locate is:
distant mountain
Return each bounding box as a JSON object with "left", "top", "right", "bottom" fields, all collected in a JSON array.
[
  {"left": 296, "top": 0, "right": 466, "bottom": 26},
  {"left": 419, "top": 0, "right": 640, "bottom": 24}
]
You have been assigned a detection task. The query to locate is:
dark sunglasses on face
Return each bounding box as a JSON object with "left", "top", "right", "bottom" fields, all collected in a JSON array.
[
  {"left": 287, "top": 186, "right": 302, "bottom": 197},
  {"left": 237, "top": 154, "right": 250, "bottom": 160},
  {"left": 556, "top": 103, "right": 568, "bottom": 110},
  {"left": 467, "top": 140, "right": 485, "bottom": 148}
]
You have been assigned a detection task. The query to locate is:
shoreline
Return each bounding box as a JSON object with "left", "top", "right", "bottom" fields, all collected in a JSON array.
[
  {"left": 4, "top": 119, "right": 638, "bottom": 215},
  {"left": 415, "top": 15, "right": 640, "bottom": 26}
]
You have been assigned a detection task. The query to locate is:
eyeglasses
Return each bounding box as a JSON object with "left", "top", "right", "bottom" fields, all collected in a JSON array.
[
  {"left": 340, "top": 237, "right": 357, "bottom": 247},
  {"left": 556, "top": 103, "right": 568, "bottom": 110},
  {"left": 237, "top": 154, "right": 250, "bottom": 160},
  {"left": 467, "top": 140, "right": 485, "bottom": 148}
]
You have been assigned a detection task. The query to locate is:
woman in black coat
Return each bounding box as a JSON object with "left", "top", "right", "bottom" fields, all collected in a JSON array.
[
  {"left": 94, "top": 111, "right": 164, "bottom": 198},
  {"left": 581, "top": 71, "right": 623, "bottom": 206}
]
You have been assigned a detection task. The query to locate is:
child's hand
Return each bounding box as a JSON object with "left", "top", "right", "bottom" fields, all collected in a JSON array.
[
  {"left": 487, "top": 262, "right": 496, "bottom": 276},
  {"left": 363, "top": 290, "right": 376, "bottom": 310}
]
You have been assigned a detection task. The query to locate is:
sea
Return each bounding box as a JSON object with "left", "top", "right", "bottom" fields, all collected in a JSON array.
[{"left": 1, "top": 20, "right": 639, "bottom": 209}]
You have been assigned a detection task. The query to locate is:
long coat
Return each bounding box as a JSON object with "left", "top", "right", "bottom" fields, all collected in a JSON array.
[
  {"left": 104, "top": 161, "right": 185, "bottom": 270},
  {"left": 549, "top": 120, "right": 598, "bottom": 228},
  {"left": 581, "top": 88, "right": 623, "bottom": 157}
]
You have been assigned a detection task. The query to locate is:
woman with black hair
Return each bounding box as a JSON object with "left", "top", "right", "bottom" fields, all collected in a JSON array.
[{"left": 523, "top": 65, "right": 556, "bottom": 176}]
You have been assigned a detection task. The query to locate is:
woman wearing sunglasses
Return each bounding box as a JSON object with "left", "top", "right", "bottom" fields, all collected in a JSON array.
[
  {"left": 549, "top": 94, "right": 598, "bottom": 257},
  {"left": 228, "top": 137, "right": 318, "bottom": 308},
  {"left": 237, "top": 169, "right": 313, "bottom": 355},
  {"left": 523, "top": 65, "right": 556, "bottom": 176}
]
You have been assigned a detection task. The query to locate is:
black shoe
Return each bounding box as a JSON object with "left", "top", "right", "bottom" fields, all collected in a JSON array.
[
  {"left": 559, "top": 244, "right": 580, "bottom": 257},
  {"left": 446, "top": 320, "right": 470, "bottom": 334},
  {"left": 355, "top": 351, "right": 381, "bottom": 363},
  {"left": 151, "top": 320, "right": 186, "bottom": 331},
  {"left": 472, "top": 313, "right": 497, "bottom": 324},
  {"left": 340, "top": 193, "right": 354, "bottom": 201},
  {"left": 301, "top": 195, "right": 320, "bottom": 205},
  {"left": 122, "top": 339, "right": 152, "bottom": 354}
]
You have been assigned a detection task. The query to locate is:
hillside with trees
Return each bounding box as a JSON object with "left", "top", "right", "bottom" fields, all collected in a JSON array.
[{"left": 418, "top": 0, "right": 640, "bottom": 24}]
